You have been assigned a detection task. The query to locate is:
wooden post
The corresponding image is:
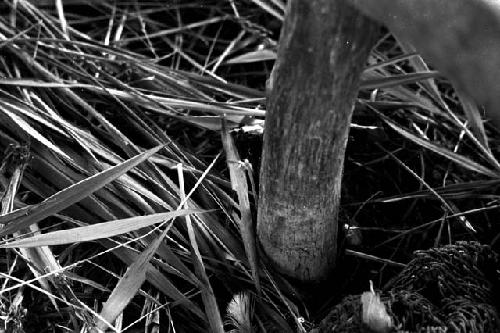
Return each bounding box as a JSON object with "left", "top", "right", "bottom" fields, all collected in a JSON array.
[{"left": 257, "top": 0, "right": 376, "bottom": 281}]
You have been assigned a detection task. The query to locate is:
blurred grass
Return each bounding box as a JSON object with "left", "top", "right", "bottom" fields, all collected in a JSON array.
[{"left": 0, "top": 0, "right": 499, "bottom": 332}]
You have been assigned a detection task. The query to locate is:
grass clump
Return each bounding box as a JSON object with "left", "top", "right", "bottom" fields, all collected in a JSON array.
[{"left": 0, "top": 1, "right": 499, "bottom": 332}]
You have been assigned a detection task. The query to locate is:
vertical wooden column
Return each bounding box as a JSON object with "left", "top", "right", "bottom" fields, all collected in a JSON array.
[{"left": 257, "top": 0, "right": 376, "bottom": 281}]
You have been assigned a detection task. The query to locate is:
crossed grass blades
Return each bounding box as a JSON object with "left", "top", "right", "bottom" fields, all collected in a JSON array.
[{"left": 0, "top": 1, "right": 499, "bottom": 332}]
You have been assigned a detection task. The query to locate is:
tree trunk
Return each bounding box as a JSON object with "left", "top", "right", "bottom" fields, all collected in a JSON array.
[{"left": 257, "top": 0, "right": 376, "bottom": 282}]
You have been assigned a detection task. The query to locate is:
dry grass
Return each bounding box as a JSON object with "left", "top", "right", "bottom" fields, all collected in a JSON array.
[{"left": 0, "top": 1, "right": 498, "bottom": 332}]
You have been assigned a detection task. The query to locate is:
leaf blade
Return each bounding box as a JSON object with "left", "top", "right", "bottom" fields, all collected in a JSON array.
[{"left": 0, "top": 209, "right": 201, "bottom": 248}]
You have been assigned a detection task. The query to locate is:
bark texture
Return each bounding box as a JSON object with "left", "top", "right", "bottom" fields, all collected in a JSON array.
[
  {"left": 349, "top": 0, "right": 500, "bottom": 128},
  {"left": 257, "top": 0, "right": 376, "bottom": 281}
]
